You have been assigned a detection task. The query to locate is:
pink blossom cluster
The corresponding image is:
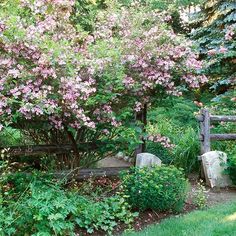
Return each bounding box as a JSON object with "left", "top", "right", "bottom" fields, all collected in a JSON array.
[
  {"left": 147, "top": 134, "right": 175, "bottom": 149},
  {"left": 92, "top": 5, "right": 208, "bottom": 148},
  {"left": 123, "top": 76, "right": 135, "bottom": 89},
  {"left": 0, "top": 21, "right": 6, "bottom": 33},
  {"left": 0, "top": 1, "right": 98, "bottom": 130},
  {"left": 225, "top": 24, "right": 236, "bottom": 41},
  {"left": 95, "top": 8, "right": 207, "bottom": 103},
  {"left": 93, "top": 105, "right": 121, "bottom": 127},
  {"left": 134, "top": 102, "right": 143, "bottom": 112},
  {"left": 207, "top": 46, "right": 228, "bottom": 56},
  {"left": 0, "top": 1, "right": 208, "bottom": 150}
]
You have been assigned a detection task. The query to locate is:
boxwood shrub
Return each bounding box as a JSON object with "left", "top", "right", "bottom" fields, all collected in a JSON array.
[
  {"left": 227, "top": 154, "right": 236, "bottom": 185},
  {"left": 120, "top": 165, "right": 189, "bottom": 212}
]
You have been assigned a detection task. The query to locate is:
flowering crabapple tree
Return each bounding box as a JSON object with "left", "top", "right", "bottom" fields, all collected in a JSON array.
[{"left": 0, "top": 0, "right": 207, "bottom": 169}]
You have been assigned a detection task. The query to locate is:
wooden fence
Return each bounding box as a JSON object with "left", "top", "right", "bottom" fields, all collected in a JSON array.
[
  {"left": 197, "top": 109, "right": 236, "bottom": 154},
  {"left": 0, "top": 143, "right": 131, "bottom": 179},
  {"left": 0, "top": 141, "right": 106, "bottom": 157},
  {"left": 55, "top": 167, "right": 130, "bottom": 180}
]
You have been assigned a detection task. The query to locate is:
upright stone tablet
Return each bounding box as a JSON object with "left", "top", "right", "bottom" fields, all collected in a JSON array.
[
  {"left": 136, "top": 153, "right": 162, "bottom": 168},
  {"left": 201, "top": 151, "right": 231, "bottom": 188}
]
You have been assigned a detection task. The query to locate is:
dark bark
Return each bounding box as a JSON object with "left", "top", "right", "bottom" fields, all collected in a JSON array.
[
  {"left": 135, "top": 103, "right": 147, "bottom": 155},
  {"left": 66, "top": 128, "right": 81, "bottom": 167}
]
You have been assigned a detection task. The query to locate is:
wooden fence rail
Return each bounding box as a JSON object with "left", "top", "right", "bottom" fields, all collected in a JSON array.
[
  {"left": 197, "top": 109, "right": 236, "bottom": 154},
  {"left": 0, "top": 142, "right": 104, "bottom": 157},
  {"left": 54, "top": 167, "right": 130, "bottom": 180},
  {"left": 0, "top": 145, "right": 73, "bottom": 157}
]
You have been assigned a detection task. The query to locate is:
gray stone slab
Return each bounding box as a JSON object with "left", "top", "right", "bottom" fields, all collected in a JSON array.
[{"left": 136, "top": 152, "right": 162, "bottom": 168}]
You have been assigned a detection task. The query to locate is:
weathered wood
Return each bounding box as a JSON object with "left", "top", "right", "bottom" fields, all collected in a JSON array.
[
  {"left": 210, "top": 115, "right": 236, "bottom": 122},
  {"left": 54, "top": 167, "right": 130, "bottom": 180},
  {"left": 198, "top": 109, "right": 236, "bottom": 155},
  {"left": 200, "top": 120, "right": 205, "bottom": 154},
  {"left": 200, "top": 109, "right": 211, "bottom": 154},
  {"left": 210, "top": 134, "right": 236, "bottom": 140},
  {"left": 0, "top": 145, "right": 72, "bottom": 157},
  {"left": 0, "top": 143, "right": 101, "bottom": 157},
  {"left": 198, "top": 115, "right": 236, "bottom": 123},
  {"left": 196, "top": 115, "right": 204, "bottom": 122},
  {"left": 198, "top": 109, "right": 236, "bottom": 180}
]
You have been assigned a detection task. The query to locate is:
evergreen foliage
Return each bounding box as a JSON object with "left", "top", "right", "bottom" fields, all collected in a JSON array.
[{"left": 191, "top": 0, "right": 236, "bottom": 92}]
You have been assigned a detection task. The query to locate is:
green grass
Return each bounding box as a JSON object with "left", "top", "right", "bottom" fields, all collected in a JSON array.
[{"left": 124, "top": 201, "right": 236, "bottom": 236}]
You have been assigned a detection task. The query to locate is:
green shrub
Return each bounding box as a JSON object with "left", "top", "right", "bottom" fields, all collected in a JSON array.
[
  {"left": 120, "top": 166, "right": 189, "bottom": 212},
  {"left": 146, "top": 97, "right": 201, "bottom": 174},
  {"left": 227, "top": 154, "right": 236, "bottom": 185},
  {"left": 172, "top": 127, "right": 200, "bottom": 173},
  {"left": 147, "top": 119, "right": 200, "bottom": 173}
]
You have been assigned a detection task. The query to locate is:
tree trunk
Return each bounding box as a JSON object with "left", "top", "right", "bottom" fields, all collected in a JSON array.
[
  {"left": 66, "top": 128, "right": 80, "bottom": 168},
  {"left": 135, "top": 103, "right": 147, "bottom": 155}
]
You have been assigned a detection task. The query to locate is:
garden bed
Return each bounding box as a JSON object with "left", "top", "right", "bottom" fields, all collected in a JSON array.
[
  {"left": 75, "top": 174, "right": 236, "bottom": 236},
  {"left": 76, "top": 202, "right": 197, "bottom": 236}
]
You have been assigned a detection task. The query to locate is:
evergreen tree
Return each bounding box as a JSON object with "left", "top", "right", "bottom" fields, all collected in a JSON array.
[{"left": 191, "top": 0, "right": 236, "bottom": 93}]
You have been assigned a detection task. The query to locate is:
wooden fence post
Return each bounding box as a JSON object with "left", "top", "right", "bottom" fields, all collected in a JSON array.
[{"left": 200, "top": 109, "right": 210, "bottom": 154}]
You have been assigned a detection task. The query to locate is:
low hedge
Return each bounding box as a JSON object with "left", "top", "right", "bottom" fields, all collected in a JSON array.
[{"left": 120, "top": 165, "right": 189, "bottom": 212}]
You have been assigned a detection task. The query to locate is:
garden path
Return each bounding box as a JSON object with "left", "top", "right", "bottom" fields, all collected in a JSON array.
[{"left": 189, "top": 174, "right": 236, "bottom": 206}]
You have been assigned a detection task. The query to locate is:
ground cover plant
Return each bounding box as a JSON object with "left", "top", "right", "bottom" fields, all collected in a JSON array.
[
  {"left": 0, "top": 171, "right": 138, "bottom": 235},
  {"left": 0, "top": 165, "right": 191, "bottom": 235}
]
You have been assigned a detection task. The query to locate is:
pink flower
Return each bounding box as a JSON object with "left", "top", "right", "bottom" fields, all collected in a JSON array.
[
  {"left": 134, "top": 102, "right": 142, "bottom": 112},
  {"left": 225, "top": 25, "right": 235, "bottom": 41},
  {"left": 102, "top": 129, "right": 110, "bottom": 135},
  {"left": 123, "top": 76, "right": 135, "bottom": 88},
  {"left": 8, "top": 69, "right": 20, "bottom": 78},
  {"left": 147, "top": 134, "right": 175, "bottom": 149},
  {"left": 0, "top": 21, "right": 6, "bottom": 33},
  {"left": 207, "top": 49, "right": 217, "bottom": 56},
  {"left": 219, "top": 46, "right": 227, "bottom": 53}
]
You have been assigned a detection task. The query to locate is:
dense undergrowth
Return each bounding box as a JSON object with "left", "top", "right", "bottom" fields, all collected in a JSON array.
[
  {"left": 0, "top": 165, "right": 189, "bottom": 235},
  {"left": 146, "top": 96, "right": 236, "bottom": 174}
]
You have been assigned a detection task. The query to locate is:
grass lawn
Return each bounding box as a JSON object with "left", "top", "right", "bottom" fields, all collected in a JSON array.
[{"left": 124, "top": 201, "right": 236, "bottom": 236}]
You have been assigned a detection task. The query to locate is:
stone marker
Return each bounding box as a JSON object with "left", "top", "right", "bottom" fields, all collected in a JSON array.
[
  {"left": 201, "top": 151, "right": 232, "bottom": 188},
  {"left": 116, "top": 151, "right": 125, "bottom": 159},
  {"left": 115, "top": 152, "right": 132, "bottom": 163},
  {"left": 136, "top": 152, "right": 162, "bottom": 168}
]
